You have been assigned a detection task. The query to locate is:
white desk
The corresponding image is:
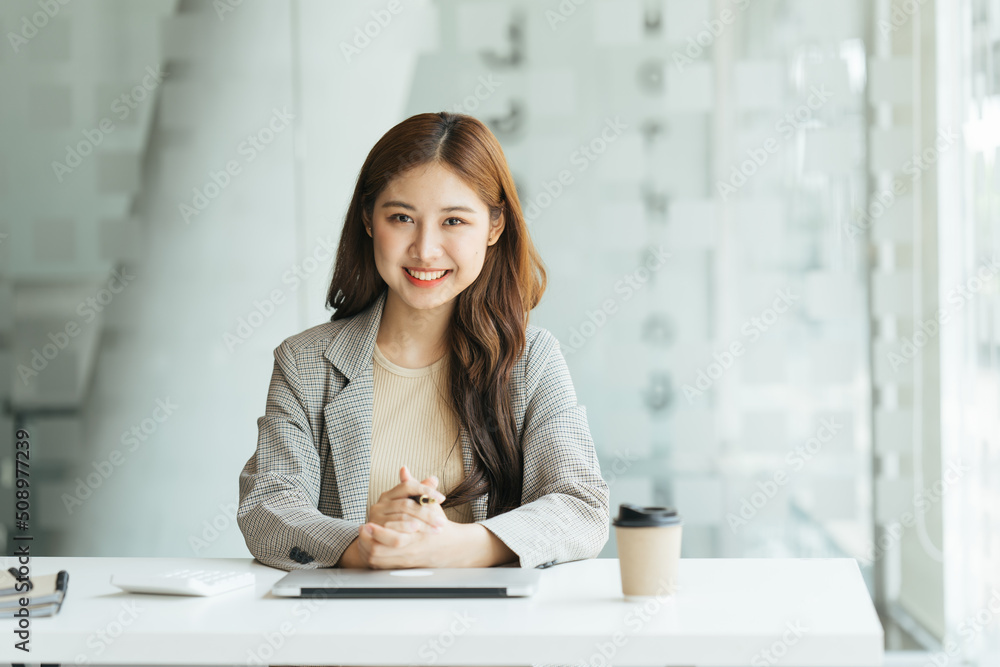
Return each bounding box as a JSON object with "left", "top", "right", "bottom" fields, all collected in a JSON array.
[{"left": 0, "top": 556, "right": 883, "bottom": 666}]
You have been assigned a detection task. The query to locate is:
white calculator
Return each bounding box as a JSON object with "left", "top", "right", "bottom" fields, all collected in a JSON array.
[{"left": 110, "top": 568, "right": 256, "bottom": 597}]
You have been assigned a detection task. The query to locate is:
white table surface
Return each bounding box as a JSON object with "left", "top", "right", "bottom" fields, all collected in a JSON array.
[{"left": 0, "top": 556, "right": 884, "bottom": 666}]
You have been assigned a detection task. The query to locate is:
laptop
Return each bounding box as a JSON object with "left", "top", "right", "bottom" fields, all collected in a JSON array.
[{"left": 271, "top": 567, "right": 540, "bottom": 598}]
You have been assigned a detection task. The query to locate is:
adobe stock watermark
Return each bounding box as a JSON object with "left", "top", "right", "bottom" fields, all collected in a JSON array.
[
  {"left": 443, "top": 74, "right": 502, "bottom": 115},
  {"left": 545, "top": 0, "right": 589, "bottom": 31},
  {"left": 717, "top": 86, "right": 833, "bottom": 201},
  {"left": 340, "top": 0, "right": 403, "bottom": 63},
  {"left": 843, "top": 127, "right": 958, "bottom": 240},
  {"left": 245, "top": 620, "right": 297, "bottom": 666},
  {"left": 683, "top": 288, "right": 798, "bottom": 403},
  {"left": 533, "top": 575, "right": 685, "bottom": 667},
  {"left": 671, "top": 0, "right": 754, "bottom": 72},
  {"left": 179, "top": 106, "right": 294, "bottom": 224},
  {"left": 242, "top": 568, "right": 357, "bottom": 665},
  {"left": 72, "top": 600, "right": 144, "bottom": 664},
  {"left": 750, "top": 620, "right": 808, "bottom": 666},
  {"left": 415, "top": 611, "right": 476, "bottom": 665},
  {"left": 52, "top": 65, "right": 167, "bottom": 183},
  {"left": 522, "top": 116, "right": 628, "bottom": 226},
  {"left": 17, "top": 268, "right": 136, "bottom": 386},
  {"left": 223, "top": 234, "right": 337, "bottom": 352},
  {"left": 562, "top": 244, "right": 670, "bottom": 355},
  {"left": 7, "top": 0, "right": 72, "bottom": 54},
  {"left": 61, "top": 398, "right": 180, "bottom": 514},
  {"left": 860, "top": 458, "right": 971, "bottom": 566},
  {"left": 213, "top": 0, "right": 243, "bottom": 20},
  {"left": 922, "top": 588, "right": 1000, "bottom": 667},
  {"left": 887, "top": 254, "right": 1000, "bottom": 371},
  {"left": 726, "top": 418, "right": 843, "bottom": 532},
  {"left": 878, "top": 0, "right": 929, "bottom": 36},
  {"left": 604, "top": 447, "right": 641, "bottom": 486},
  {"left": 190, "top": 502, "right": 238, "bottom": 554}
]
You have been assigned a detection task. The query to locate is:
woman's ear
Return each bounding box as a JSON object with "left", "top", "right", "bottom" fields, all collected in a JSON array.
[{"left": 488, "top": 210, "right": 505, "bottom": 246}]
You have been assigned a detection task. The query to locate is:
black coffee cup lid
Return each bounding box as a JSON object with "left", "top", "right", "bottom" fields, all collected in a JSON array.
[{"left": 612, "top": 503, "right": 682, "bottom": 527}]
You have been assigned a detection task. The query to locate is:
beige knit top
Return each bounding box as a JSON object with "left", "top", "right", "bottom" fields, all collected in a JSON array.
[{"left": 365, "top": 342, "right": 475, "bottom": 524}]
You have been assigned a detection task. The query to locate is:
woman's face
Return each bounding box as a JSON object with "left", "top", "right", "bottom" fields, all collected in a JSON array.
[{"left": 368, "top": 161, "right": 504, "bottom": 312}]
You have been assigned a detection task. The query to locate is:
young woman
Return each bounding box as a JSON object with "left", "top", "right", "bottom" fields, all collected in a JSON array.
[{"left": 237, "top": 111, "right": 610, "bottom": 574}]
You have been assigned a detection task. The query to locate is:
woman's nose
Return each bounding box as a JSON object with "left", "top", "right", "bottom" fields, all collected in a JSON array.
[{"left": 411, "top": 221, "right": 443, "bottom": 257}]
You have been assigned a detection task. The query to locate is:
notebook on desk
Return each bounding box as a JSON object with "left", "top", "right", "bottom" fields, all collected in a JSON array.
[
  {"left": 0, "top": 567, "right": 70, "bottom": 617},
  {"left": 271, "top": 567, "right": 540, "bottom": 598}
]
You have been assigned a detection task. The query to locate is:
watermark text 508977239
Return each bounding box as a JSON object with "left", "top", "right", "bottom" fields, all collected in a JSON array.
[{"left": 12, "top": 428, "right": 34, "bottom": 652}]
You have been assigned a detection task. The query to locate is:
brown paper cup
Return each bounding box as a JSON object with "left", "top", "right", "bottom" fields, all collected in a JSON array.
[{"left": 615, "top": 523, "right": 682, "bottom": 600}]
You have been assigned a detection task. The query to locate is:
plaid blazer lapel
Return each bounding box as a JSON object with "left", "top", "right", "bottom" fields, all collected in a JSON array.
[
  {"left": 320, "top": 287, "right": 492, "bottom": 525},
  {"left": 321, "top": 289, "right": 385, "bottom": 524}
]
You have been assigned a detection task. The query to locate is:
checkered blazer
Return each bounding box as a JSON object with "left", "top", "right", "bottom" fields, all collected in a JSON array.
[{"left": 237, "top": 288, "right": 611, "bottom": 571}]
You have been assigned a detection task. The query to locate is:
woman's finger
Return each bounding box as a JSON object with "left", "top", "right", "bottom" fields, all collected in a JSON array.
[
  {"left": 386, "top": 498, "right": 447, "bottom": 528},
  {"left": 385, "top": 519, "right": 423, "bottom": 533},
  {"left": 387, "top": 477, "right": 446, "bottom": 503},
  {"left": 379, "top": 511, "right": 443, "bottom": 533},
  {"left": 368, "top": 522, "right": 410, "bottom": 548},
  {"left": 380, "top": 469, "right": 444, "bottom": 503}
]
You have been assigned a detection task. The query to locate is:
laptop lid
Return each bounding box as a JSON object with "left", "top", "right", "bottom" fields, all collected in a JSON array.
[{"left": 271, "top": 567, "right": 540, "bottom": 598}]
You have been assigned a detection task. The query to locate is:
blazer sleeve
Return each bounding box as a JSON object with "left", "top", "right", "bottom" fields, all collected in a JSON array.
[
  {"left": 476, "top": 331, "right": 611, "bottom": 569},
  {"left": 237, "top": 340, "right": 360, "bottom": 571}
]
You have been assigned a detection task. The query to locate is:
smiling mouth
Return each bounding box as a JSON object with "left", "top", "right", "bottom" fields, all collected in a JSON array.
[{"left": 404, "top": 268, "right": 452, "bottom": 281}]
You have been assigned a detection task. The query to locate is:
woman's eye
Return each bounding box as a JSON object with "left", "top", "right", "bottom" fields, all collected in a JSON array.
[{"left": 391, "top": 214, "right": 465, "bottom": 226}]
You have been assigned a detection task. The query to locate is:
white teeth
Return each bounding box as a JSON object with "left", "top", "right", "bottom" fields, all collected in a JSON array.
[{"left": 406, "top": 268, "right": 448, "bottom": 281}]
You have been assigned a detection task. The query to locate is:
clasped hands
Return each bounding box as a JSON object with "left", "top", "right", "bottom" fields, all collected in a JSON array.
[{"left": 352, "top": 465, "right": 467, "bottom": 569}]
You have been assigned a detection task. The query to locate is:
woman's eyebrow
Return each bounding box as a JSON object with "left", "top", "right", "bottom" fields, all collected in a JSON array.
[{"left": 381, "top": 200, "right": 477, "bottom": 213}]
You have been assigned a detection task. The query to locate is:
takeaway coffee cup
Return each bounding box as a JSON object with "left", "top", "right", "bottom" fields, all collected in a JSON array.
[{"left": 613, "top": 503, "right": 683, "bottom": 600}]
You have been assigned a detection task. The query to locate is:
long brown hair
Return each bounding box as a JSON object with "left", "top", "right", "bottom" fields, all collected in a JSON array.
[{"left": 325, "top": 112, "right": 547, "bottom": 518}]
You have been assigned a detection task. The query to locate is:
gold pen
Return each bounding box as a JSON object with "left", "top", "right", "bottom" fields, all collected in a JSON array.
[{"left": 408, "top": 494, "right": 439, "bottom": 505}]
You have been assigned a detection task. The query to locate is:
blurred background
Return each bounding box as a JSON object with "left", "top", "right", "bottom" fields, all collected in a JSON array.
[{"left": 0, "top": 0, "right": 998, "bottom": 664}]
